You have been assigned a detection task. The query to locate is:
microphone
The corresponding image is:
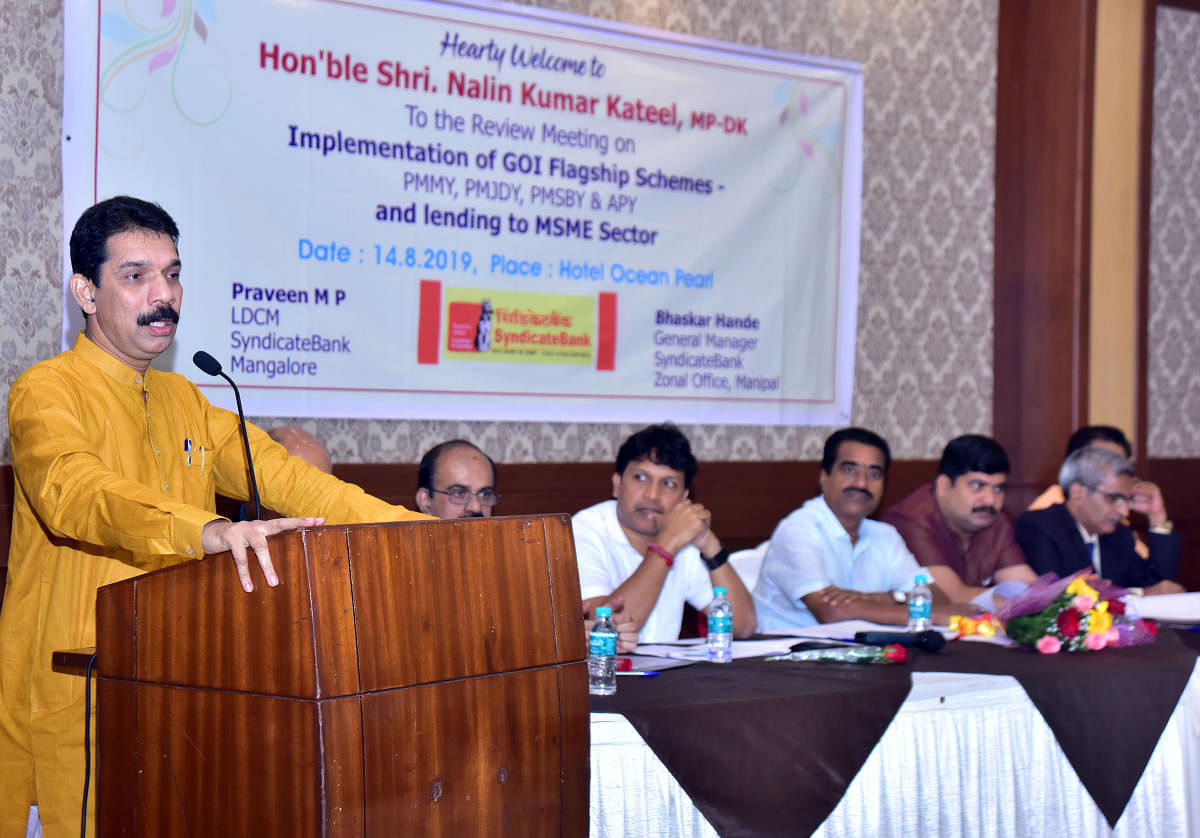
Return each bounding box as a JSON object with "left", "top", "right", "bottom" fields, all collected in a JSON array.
[
  {"left": 192, "top": 350, "right": 262, "bottom": 520},
  {"left": 854, "top": 630, "right": 947, "bottom": 653}
]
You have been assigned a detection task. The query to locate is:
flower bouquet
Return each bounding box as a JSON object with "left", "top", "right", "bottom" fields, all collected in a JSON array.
[{"left": 997, "top": 572, "right": 1158, "bottom": 654}]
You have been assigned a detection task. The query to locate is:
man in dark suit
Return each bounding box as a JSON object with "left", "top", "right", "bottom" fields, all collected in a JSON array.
[{"left": 1015, "top": 446, "right": 1184, "bottom": 595}]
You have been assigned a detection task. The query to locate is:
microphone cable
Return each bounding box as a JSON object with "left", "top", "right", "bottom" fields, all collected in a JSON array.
[{"left": 80, "top": 651, "right": 98, "bottom": 838}]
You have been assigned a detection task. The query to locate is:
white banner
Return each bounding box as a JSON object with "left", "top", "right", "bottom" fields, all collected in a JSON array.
[{"left": 63, "top": 0, "right": 862, "bottom": 425}]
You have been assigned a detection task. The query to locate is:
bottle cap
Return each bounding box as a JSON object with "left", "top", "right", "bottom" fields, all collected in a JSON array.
[
  {"left": 595, "top": 606, "right": 612, "bottom": 618},
  {"left": 713, "top": 586, "right": 727, "bottom": 596}
]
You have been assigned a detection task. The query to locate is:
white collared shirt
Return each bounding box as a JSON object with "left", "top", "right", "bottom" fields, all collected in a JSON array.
[
  {"left": 1076, "top": 521, "right": 1101, "bottom": 575},
  {"left": 752, "top": 495, "right": 922, "bottom": 632}
]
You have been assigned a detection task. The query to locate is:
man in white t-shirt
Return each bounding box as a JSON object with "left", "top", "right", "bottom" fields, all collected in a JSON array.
[{"left": 572, "top": 424, "right": 757, "bottom": 643}]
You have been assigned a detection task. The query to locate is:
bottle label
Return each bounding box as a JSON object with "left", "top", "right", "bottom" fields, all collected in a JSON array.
[
  {"left": 589, "top": 631, "right": 617, "bottom": 657},
  {"left": 908, "top": 598, "right": 931, "bottom": 622},
  {"left": 708, "top": 615, "right": 732, "bottom": 634}
]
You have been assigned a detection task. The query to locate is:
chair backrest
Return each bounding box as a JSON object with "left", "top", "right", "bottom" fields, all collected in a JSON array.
[{"left": 729, "top": 541, "right": 769, "bottom": 590}]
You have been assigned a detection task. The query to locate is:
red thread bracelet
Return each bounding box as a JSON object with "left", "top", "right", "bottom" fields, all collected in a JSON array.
[{"left": 647, "top": 543, "right": 674, "bottom": 567}]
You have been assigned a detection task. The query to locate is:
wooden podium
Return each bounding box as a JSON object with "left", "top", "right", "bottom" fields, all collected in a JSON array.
[{"left": 93, "top": 515, "right": 588, "bottom": 837}]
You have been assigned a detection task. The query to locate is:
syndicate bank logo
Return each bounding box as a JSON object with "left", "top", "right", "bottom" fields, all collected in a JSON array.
[
  {"left": 444, "top": 289, "right": 595, "bottom": 365},
  {"left": 447, "top": 299, "right": 497, "bottom": 353}
]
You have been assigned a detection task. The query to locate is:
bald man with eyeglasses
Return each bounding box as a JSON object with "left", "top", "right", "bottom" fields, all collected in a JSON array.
[{"left": 415, "top": 440, "right": 500, "bottom": 519}]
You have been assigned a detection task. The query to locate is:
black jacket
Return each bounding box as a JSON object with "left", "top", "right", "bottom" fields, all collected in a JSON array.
[{"left": 1014, "top": 503, "right": 1179, "bottom": 588}]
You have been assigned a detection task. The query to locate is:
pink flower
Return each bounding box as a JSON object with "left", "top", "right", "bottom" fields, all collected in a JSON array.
[
  {"left": 1036, "top": 636, "right": 1062, "bottom": 654},
  {"left": 1084, "top": 632, "right": 1107, "bottom": 651},
  {"left": 1073, "top": 594, "right": 1096, "bottom": 612},
  {"left": 1106, "top": 627, "right": 1120, "bottom": 644}
]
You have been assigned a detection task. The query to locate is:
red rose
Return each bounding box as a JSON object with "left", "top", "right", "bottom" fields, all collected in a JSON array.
[
  {"left": 1056, "top": 608, "right": 1082, "bottom": 638},
  {"left": 1145, "top": 619, "right": 1158, "bottom": 637},
  {"left": 883, "top": 644, "right": 907, "bottom": 663},
  {"left": 1107, "top": 598, "right": 1126, "bottom": 615}
]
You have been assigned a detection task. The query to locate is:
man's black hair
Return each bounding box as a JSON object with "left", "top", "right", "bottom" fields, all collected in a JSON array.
[
  {"left": 937, "top": 434, "right": 1010, "bottom": 481},
  {"left": 417, "top": 440, "right": 496, "bottom": 490},
  {"left": 821, "top": 427, "right": 891, "bottom": 474},
  {"left": 69, "top": 196, "right": 180, "bottom": 285},
  {"left": 1065, "top": 425, "right": 1132, "bottom": 458},
  {"left": 615, "top": 423, "right": 698, "bottom": 488}
]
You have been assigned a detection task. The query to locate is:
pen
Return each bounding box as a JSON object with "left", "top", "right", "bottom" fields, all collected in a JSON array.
[
  {"left": 616, "top": 670, "right": 660, "bottom": 677},
  {"left": 184, "top": 438, "right": 192, "bottom": 467}
]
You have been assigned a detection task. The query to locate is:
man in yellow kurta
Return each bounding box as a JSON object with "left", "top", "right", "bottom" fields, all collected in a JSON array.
[{"left": 0, "top": 196, "right": 429, "bottom": 836}]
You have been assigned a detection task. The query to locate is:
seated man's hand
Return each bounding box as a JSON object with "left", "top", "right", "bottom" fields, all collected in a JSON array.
[
  {"left": 656, "top": 499, "right": 712, "bottom": 555},
  {"left": 812, "top": 586, "right": 891, "bottom": 607},
  {"left": 202, "top": 517, "right": 324, "bottom": 593},
  {"left": 1144, "top": 579, "right": 1186, "bottom": 596},
  {"left": 582, "top": 596, "right": 642, "bottom": 653},
  {"left": 1130, "top": 479, "right": 1168, "bottom": 525},
  {"left": 812, "top": 586, "right": 863, "bottom": 607},
  {"left": 931, "top": 603, "right": 965, "bottom": 626}
]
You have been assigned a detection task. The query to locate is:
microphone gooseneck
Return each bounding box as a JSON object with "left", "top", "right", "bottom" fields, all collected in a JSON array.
[{"left": 192, "top": 351, "right": 262, "bottom": 520}]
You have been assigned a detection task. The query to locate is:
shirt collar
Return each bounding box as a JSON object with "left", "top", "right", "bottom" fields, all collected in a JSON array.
[
  {"left": 1075, "top": 519, "right": 1099, "bottom": 547},
  {"left": 811, "top": 494, "right": 863, "bottom": 544},
  {"left": 72, "top": 330, "right": 154, "bottom": 391}
]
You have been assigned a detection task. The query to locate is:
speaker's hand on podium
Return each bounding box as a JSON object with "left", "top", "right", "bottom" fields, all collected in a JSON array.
[{"left": 202, "top": 517, "right": 324, "bottom": 592}]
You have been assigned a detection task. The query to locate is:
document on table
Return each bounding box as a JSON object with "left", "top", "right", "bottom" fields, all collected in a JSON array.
[
  {"left": 1126, "top": 591, "right": 1200, "bottom": 624},
  {"left": 635, "top": 637, "right": 807, "bottom": 661}
]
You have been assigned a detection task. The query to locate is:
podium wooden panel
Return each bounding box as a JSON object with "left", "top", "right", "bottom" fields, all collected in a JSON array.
[{"left": 94, "top": 514, "right": 587, "bottom": 837}]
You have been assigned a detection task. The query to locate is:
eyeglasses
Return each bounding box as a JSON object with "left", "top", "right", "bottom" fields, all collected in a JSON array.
[
  {"left": 430, "top": 486, "right": 500, "bottom": 506},
  {"left": 1085, "top": 486, "right": 1130, "bottom": 507}
]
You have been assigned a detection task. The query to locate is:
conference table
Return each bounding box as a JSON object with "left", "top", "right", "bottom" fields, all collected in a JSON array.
[{"left": 588, "top": 628, "right": 1200, "bottom": 837}]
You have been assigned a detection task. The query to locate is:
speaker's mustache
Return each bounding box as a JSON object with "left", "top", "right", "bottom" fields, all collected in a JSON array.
[{"left": 136, "top": 304, "right": 179, "bottom": 326}]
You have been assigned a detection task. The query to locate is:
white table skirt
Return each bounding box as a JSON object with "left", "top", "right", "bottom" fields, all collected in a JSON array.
[{"left": 590, "top": 660, "right": 1200, "bottom": 838}]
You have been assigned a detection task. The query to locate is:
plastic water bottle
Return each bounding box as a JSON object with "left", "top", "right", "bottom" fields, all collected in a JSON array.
[
  {"left": 588, "top": 607, "right": 617, "bottom": 695},
  {"left": 707, "top": 586, "right": 733, "bottom": 663},
  {"left": 907, "top": 574, "right": 932, "bottom": 632}
]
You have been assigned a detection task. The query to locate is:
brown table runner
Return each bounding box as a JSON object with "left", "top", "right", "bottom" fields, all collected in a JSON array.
[
  {"left": 590, "top": 656, "right": 913, "bottom": 838},
  {"left": 591, "top": 631, "right": 1198, "bottom": 836},
  {"left": 914, "top": 629, "right": 1198, "bottom": 827}
]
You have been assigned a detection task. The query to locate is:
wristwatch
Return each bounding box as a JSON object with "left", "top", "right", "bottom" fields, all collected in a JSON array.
[
  {"left": 1149, "top": 520, "right": 1174, "bottom": 535},
  {"left": 890, "top": 589, "right": 907, "bottom": 604},
  {"left": 702, "top": 547, "right": 730, "bottom": 572}
]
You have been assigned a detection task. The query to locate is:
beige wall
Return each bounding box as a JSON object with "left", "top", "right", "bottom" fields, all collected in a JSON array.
[
  {"left": 1089, "top": 0, "right": 1142, "bottom": 440},
  {"left": 0, "top": 0, "right": 999, "bottom": 464}
]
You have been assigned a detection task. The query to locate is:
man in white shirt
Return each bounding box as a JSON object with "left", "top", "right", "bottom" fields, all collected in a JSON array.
[
  {"left": 572, "top": 424, "right": 757, "bottom": 643},
  {"left": 754, "top": 427, "right": 955, "bottom": 632}
]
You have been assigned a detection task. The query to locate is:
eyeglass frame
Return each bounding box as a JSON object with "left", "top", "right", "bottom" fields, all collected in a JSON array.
[
  {"left": 428, "top": 485, "right": 500, "bottom": 506},
  {"left": 1083, "top": 484, "right": 1131, "bottom": 508}
]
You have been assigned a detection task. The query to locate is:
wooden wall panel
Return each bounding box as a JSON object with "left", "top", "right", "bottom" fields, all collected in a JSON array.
[
  {"left": 334, "top": 459, "right": 940, "bottom": 554},
  {"left": 994, "top": 0, "right": 1097, "bottom": 512}
]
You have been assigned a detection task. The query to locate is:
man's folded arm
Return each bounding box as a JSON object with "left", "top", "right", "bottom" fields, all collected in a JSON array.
[{"left": 572, "top": 518, "right": 668, "bottom": 632}]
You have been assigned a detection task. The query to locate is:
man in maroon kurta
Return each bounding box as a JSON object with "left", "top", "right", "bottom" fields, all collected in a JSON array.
[{"left": 883, "top": 435, "right": 1037, "bottom": 606}]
